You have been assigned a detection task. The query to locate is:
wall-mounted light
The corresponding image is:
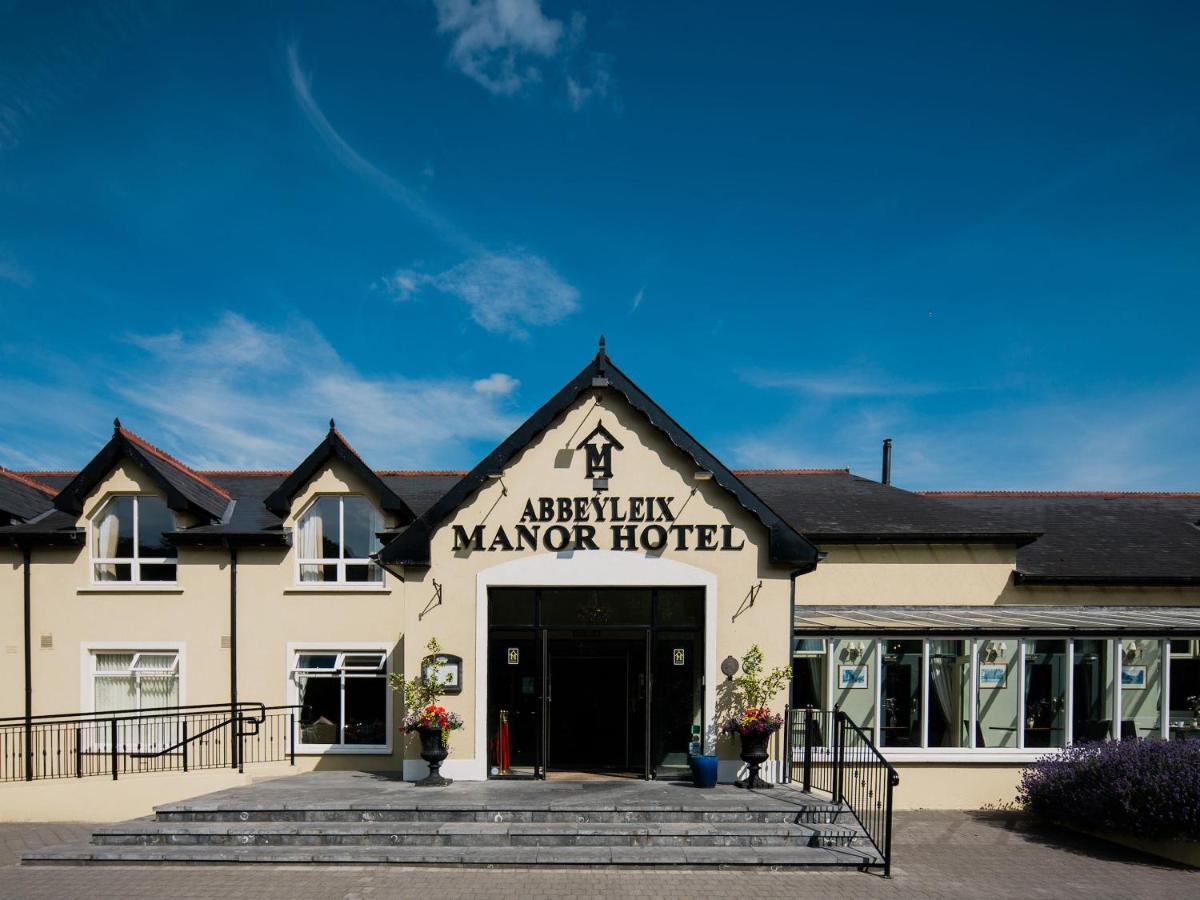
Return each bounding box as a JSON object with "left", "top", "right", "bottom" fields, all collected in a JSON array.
[
  {"left": 693, "top": 470, "right": 713, "bottom": 481},
  {"left": 843, "top": 640, "right": 866, "bottom": 662},
  {"left": 1123, "top": 641, "right": 1144, "bottom": 663}
]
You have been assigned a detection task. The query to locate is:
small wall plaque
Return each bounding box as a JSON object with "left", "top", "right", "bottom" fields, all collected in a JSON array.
[
  {"left": 507, "top": 647, "right": 520, "bottom": 666},
  {"left": 422, "top": 653, "right": 464, "bottom": 694},
  {"left": 673, "top": 648, "right": 686, "bottom": 666}
]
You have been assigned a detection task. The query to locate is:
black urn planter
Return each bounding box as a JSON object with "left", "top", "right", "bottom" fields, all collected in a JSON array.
[
  {"left": 415, "top": 726, "right": 452, "bottom": 787},
  {"left": 735, "top": 729, "right": 774, "bottom": 789}
]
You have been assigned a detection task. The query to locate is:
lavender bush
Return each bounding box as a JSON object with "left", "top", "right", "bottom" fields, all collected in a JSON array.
[{"left": 1017, "top": 740, "right": 1200, "bottom": 841}]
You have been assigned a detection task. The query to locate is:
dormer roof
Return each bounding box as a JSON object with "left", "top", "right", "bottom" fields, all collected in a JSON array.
[
  {"left": 262, "top": 421, "right": 415, "bottom": 521},
  {"left": 53, "top": 421, "right": 231, "bottom": 522}
]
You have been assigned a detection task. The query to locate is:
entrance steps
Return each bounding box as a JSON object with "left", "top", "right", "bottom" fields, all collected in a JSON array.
[{"left": 21, "top": 771, "right": 882, "bottom": 868}]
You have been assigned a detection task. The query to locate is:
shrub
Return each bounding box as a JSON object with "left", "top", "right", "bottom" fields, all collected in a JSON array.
[{"left": 1017, "top": 740, "right": 1200, "bottom": 841}]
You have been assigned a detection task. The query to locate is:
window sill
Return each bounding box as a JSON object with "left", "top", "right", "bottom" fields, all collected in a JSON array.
[
  {"left": 78, "top": 586, "right": 184, "bottom": 594},
  {"left": 294, "top": 745, "right": 393, "bottom": 755},
  {"left": 284, "top": 586, "right": 391, "bottom": 595}
]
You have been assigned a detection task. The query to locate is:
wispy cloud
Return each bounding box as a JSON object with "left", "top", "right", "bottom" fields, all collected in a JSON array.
[
  {"left": 726, "top": 373, "right": 1200, "bottom": 491},
  {"left": 0, "top": 313, "right": 524, "bottom": 470},
  {"left": 630, "top": 285, "right": 644, "bottom": 312},
  {"left": 287, "top": 40, "right": 581, "bottom": 337},
  {"left": 285, "top": 42, "right": 467, "bottom": 251},
  {"left": 430, "top": 0, "right": 612, "bottom": 109},
  {"left": 379, "top": 251, "right": 579, "bottom": 338},
  {"left": 740, "top": 366, "right": 941, "bottom": 398},
  {"left": 0, "top": 253, "right": 33, "bottom": 288}
]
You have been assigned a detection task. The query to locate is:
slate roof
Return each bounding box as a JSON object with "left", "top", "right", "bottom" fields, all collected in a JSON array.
[
  {"left": 929, "top": 492, "right": 1200, "bottom": 585},
  {"left": 739, "top": 471, "right": 1039, "bottom": 544},
  {"left": 3, "top": 466, "right": 1198, "bottom": 584},
  {"left": 0, "top": 468, "right": 57, "bottom": 524}
]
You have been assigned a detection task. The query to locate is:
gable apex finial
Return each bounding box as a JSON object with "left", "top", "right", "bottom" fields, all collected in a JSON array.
[
  {"left": 113, "top": 417, "right": 122, "bottom": 432},
  {"left": 329, "top": 418, "right": 336, "bottom": 432},
  {"left": 598, "top": 334, "right": 606, "bottom": 356}
]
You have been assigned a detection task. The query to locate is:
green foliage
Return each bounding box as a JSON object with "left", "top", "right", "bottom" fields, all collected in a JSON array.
[
  {"left": 731, "top": 644, "right": 791, "bottom": 711},
  {"left": 389, "top": 636, "right": 446, "bottom": 712}
]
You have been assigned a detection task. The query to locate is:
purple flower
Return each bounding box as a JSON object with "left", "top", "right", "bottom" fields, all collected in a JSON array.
[{"left": 1017, "top": 739, "right": 1200, "bottom": 840}]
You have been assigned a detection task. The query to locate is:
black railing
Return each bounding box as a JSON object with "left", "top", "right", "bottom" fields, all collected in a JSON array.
[
  {"left": 0, "top": 702, "right": 298, "bottom": 783},
  {"left": 784, "top": 706, "right": 900, "bottom": 877}
]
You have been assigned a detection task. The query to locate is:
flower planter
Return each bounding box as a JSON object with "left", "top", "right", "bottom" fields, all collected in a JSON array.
[
  {"left": 415, "top": 725, "right": 452, "bottom": 787},
  {"left": 736, "top": 729, "right": 774, "bottom": 789}
]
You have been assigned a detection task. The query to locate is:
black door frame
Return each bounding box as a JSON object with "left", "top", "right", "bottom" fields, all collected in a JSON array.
[{"left": 488, "top": 587, "right": 703, "bottom": 781}]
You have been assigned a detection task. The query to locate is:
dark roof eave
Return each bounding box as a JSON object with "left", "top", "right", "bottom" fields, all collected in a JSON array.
[
  {"left": 0, "top": 528, "right": 85, "bottom": 549},
  {"left": 1015, "top": 572, "right": 1200, "bottom": 587},
  {"left": 165, "top": 530, "right": 291, "bottom": 548},
  {"left": 809, "top": 531, "right": 1042, "bottom": 546}
]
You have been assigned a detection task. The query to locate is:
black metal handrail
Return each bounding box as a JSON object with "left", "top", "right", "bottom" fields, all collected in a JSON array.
[
  {"left": 0, "top": 702, "right": 299, "bottom": 783},
  {"left": 784, "top": 706, "right": 900, "bottom": 877}
]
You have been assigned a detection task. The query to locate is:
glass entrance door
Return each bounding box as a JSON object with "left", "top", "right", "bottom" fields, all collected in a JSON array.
[{"left": 486, "top": 587, "right": 705, "bottom": 780}]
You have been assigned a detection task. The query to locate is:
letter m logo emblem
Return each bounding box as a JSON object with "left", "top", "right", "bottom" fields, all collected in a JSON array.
[{"left": 575, "top": 421, "right": 624, "bottom": 488}]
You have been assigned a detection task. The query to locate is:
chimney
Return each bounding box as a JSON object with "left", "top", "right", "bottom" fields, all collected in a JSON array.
[{"left": 881, "top": 438, "right": 893, "bottom": 485}]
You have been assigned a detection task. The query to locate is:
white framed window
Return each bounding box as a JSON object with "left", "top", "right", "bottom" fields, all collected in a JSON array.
[
  {"left": 91, "top": 495, "right": 177, "bottom": 583},
  {"left": 295, "top": 495, "right": 384, "bottom": 585},
  {"left": 288, "top": 646, "right": 390, "bottom": 751},
  {"left": 90, "top": 650, "right": 181, "bottom": 712}
]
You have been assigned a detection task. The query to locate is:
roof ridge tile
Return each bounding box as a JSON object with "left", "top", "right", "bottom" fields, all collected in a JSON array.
[
  {"left": 117, "top": 427, "right": 232, "bottom": 500},
  {"left": 0, "top": 467, "right": 58, "bottom": 496}
]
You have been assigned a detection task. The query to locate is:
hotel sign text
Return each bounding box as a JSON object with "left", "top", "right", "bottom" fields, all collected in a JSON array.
[{"left": 452, "top": 495, "right": 745, "bottom": 554}]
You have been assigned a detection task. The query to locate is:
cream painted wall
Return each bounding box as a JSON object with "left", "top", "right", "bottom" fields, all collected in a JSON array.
[{"left": 403, "top": 388, "right": 799, "bottom": 774}]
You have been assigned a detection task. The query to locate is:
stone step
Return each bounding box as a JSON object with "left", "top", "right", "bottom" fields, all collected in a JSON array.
[
  {"left": 154, "top": 804, "right": 859, "bottom": 826},
  {"left": 91, "top": 819, "right": 870, "bottom": 850},
  {"left": 24, "top": 842, "right": 882, "bottom": 868}
]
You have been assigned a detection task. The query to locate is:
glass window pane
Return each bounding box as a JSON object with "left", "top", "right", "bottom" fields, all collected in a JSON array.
[
  {"left": 540, "top": 588, "right": 652, "bottom": 627},
  {"left": 297, "top": 675, "right": 340, "bottom": 744},
  {"left": 95, "top": 653, "right": 135, "bottom": 673},
  {"left": 1073, "top": 639, "right": 1115, "bottom": 742},
  {"left": 342, "top": 653, "right": 385, "bottom": 670},
  {"left": 343, "top": 676, "right": 387, "bottom": 745},
  {"left": 1024, "top": 640, "right": 1068, "bottom": 748},
  {"left": 489, "top": 589, "right": 536, "bottom": 626},
  {"left": 1120, "top": 638, "right": 1162, "bottom": 741},
  {"left": 345, "top": 563, "right": 382, "bottom": 583},
  {"left": 136, "top": 497, "right": 176, "bottom": 558},
  {"left": 139, "top": 563, "right": 177, "bottom": 582},
  {"left": 95, "top": 676, "right": 136, "bottom": 713},
  {"left": 977, "top": 639, "right": 1019, "bottom": 748},
  {"left": 302, "top": 496, "right": 341, "bottom": 560},
  {"left": 655, "top": 588, "right": 704, "bottom": 626},
  {"left": 832, "top": 639, "right": 874, "bottom": 730},
  {"left": 791, "top": 653, "right": 825, "bottom": 710},
  {"left": 880, "top": 640, "right": 922, "bottom": 747},
  {"left": 928, "top": 640, "right": 969, "bottom": 747},
  {"left": 139, "top": 675, "right": 179, "bottom": 709},
  {"left": 341, "top": 496, "right": 380, "bottom": 560},
  {"left": 132, "top": 654, "right": 177, "bottom": 671},
  {"left": 1169, "top": 650, "right": 1200, "bottom": 739},
  {"left": 299, "top": 563, "right": 338, "bottom": 582},
  {"left": 296, "top": 653, "right": 338, "bottom": 669},
  {"left": 93, "top": 496, "right": 134, "bottom": 559},
  {"left": 95, "top": 563, "right": 132, "bottom": 582}
]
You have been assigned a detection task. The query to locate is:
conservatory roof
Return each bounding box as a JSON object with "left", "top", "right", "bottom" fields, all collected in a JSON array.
[{"left": 792, "top": 605, "right": 1200, "bottom": 636}]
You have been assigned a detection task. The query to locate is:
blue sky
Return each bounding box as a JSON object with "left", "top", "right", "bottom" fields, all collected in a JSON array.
[{"left": 1, "top": 1, "right": 1198, "bottom": 489}]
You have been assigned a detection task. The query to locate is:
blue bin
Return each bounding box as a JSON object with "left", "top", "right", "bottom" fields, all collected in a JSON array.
[{"left": 690, "top": 753, "right": 719, "bottom": 788}]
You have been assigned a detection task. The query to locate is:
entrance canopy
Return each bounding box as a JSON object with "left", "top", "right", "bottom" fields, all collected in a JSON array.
[{"left": 793, "top": 605, "right": 1200, "bottom": 636}]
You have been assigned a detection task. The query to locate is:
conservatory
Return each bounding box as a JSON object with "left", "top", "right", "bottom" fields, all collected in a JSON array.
[{"left": 791, "top": 606, "right": 1200, "bottom": 758}]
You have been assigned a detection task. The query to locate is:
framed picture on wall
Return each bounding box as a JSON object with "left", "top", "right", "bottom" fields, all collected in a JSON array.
[
  {"left": 978, "top": 664, "right": 1007, "bottom": 689},
  {"left": 1121, "top": 665, "right": 1147, "bottom": 690},
  {"left": 838, "top": 664, "right": 869, "bottom": 690}
]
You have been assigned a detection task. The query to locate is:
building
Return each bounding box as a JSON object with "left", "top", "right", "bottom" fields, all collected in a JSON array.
[{"left": 3, "top": 343, "right": 1199, "bottom": 808}]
